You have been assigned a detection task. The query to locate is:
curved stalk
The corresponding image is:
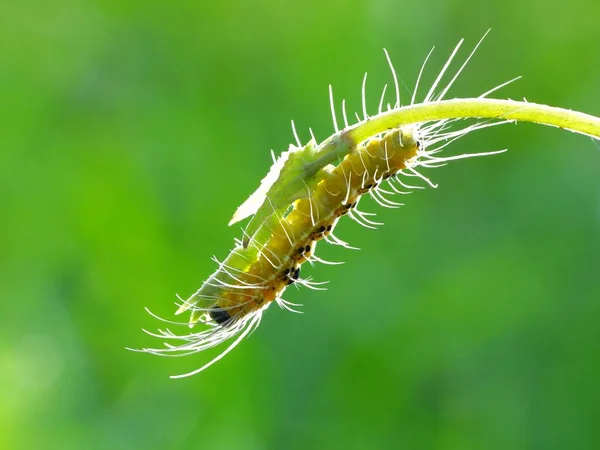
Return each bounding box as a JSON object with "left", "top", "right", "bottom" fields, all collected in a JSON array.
[{"left": 314, "top": 98, "right": 600, "bottom": 168}]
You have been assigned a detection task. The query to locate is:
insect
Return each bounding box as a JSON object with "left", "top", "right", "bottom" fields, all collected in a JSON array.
[{"left": 131, "top": 32, "right": 596, "bottom": 378}]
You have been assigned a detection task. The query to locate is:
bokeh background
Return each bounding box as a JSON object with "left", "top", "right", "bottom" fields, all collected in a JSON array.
[{"left": 1, "top": 1, "right": 600, "bottom": 449}]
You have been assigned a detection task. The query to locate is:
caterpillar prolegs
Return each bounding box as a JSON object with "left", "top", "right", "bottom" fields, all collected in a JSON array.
[{"left": 133, "top": 35, "right": 518, "bottom": 378}]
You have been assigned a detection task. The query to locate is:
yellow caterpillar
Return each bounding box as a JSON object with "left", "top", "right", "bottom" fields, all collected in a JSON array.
[{"left": 201, "top": 127, "right": 419, "bottom": 325}]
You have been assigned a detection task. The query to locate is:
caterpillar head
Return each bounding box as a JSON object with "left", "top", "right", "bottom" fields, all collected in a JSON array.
[{"left": 398, "top": 126, "right": 419, "bottom": 150}]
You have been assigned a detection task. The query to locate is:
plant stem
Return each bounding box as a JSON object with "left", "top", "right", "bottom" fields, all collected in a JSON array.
[{"left": 315, "top": 98, "right": 600, "bottom": 164}]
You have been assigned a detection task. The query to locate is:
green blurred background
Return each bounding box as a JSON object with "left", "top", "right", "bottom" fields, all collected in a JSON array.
[{"left": 1, "top": 1, "right": 599, "bottom": 449}]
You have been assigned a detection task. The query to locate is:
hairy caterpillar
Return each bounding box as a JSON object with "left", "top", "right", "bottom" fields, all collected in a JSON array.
[{"left": 130, "top": 34, "right": 600, "bottom": 378}]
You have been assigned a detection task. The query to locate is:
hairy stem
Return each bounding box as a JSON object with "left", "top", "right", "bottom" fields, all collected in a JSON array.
[{"left": 316, "top": 98, "right": 600, "bottom": 163}]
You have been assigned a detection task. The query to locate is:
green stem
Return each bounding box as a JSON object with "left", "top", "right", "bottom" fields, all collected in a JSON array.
[{"left": 316, "top": 98, "right": 600, "bottom": 158}]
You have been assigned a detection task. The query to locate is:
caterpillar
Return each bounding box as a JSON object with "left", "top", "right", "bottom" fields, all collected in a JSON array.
[
  {"left": 197, "top": 125, "right": 421, "bottom": 324},
  {"left": 131, "top": 33, "right": 567, "bottom": 378}
]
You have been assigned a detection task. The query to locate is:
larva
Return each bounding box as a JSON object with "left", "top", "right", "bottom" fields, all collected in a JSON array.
[
  {"left": 141, "top": 127, "right": 425, "bottom": 376},
  {"left": 131, "top": 33, "right": 600, "bottom": 378},
  {"left": 202, "top": 126, "right": 420, "bottom": 324}
]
